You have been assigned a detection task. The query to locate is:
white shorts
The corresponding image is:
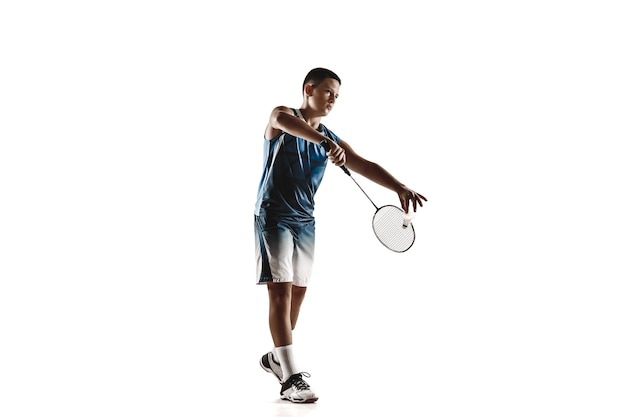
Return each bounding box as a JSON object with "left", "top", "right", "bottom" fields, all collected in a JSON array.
[{"left": 255, "top": 216, "right": 315, "bottom": 286}]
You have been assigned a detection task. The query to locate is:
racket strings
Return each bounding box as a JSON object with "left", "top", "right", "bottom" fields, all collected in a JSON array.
[{"left": 372, "top": 206, "right": 415, "bottom": 252}]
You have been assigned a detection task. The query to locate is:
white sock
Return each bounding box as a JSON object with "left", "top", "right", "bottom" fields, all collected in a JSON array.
[{"left": 274, "top": 345, "right": 299, "bottom": 381}]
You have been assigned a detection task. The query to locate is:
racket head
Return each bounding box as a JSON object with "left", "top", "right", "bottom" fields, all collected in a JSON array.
[{"left": 371, "top": 205, "right": 416, "bottom": 253}]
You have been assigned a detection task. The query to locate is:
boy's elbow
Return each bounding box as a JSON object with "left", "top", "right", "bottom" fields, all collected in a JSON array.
[{"left": 273, "top": 111, "right": 292, "bottom": 127}]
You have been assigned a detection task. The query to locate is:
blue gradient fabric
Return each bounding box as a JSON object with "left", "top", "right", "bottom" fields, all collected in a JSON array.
[{"left": 254, "top": 109, "right": 340, "bottom": 223}]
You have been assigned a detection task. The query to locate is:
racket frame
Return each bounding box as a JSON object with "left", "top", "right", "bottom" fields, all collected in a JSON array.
[{"left": 320, "top": 139, "right": 416, "bottom": 252}]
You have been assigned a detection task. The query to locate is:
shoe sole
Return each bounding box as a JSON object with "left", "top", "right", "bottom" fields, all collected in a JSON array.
[{"left": 281, "top": 396, "right": 319, "bottom": 403}]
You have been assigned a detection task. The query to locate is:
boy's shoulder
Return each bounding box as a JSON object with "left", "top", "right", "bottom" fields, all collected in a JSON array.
[{"left": 271, "top": 105, "right": 297, "bottom": 115}]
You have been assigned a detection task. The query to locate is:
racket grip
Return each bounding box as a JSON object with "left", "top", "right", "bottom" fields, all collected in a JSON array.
[{"left": 320, "top": 139, "right": 351, "bottom": 176}]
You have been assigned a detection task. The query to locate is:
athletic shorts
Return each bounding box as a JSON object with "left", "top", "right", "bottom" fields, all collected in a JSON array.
[{"left": 254, "top": 215, "right": 315, "bottom": 286}]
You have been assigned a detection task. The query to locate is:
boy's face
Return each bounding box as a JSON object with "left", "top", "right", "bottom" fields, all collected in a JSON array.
[{"left": 306, "top": 78, "right": 340, "bottom": 116}]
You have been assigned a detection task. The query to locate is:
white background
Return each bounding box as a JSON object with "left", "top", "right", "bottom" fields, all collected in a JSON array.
[{"left": 1, "top": 1, "right": 625, "bottom": 416}]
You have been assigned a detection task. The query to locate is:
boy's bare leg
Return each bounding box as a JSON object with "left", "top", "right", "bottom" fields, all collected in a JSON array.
[
  {"left": 267, "top": 282, "right": 302, "bottom": 382},
  {"left": 267, "top": 282, "right": 317, "bottom": 403},
  {"left": 267, "top": 282, "right": 293, "bottom": 347},
  {"left": 267, "top": 283, "right": 308, "bottom": 346},
  {"left": 290, "top": 285, "right": 307, "bottom": 331}
]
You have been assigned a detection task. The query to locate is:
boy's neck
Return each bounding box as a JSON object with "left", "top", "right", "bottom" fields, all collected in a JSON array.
[{"left": 298, "top": 107, "right": 322, "bottom": 130}]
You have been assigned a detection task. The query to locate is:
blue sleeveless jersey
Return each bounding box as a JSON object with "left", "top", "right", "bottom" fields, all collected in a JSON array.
[{"left": 254, "top": 110, "right": 341, "bottom": 223}]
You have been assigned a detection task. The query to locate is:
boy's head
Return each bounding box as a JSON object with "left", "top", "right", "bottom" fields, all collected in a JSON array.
[{"left": 302, "top": 68, "right": 341, "bottom": 94}]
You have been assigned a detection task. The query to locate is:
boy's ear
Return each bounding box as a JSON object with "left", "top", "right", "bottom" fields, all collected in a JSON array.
[{"left": 304, "top": 84, "right": 313, "bottom": 96}]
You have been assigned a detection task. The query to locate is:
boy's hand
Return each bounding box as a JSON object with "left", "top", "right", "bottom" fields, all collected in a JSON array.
[
  {"left": 398, "top": 186, "right": 427, "bottom": 212},
  {"left": 322, "top": 139, "right": 346, "bottom": 167}
]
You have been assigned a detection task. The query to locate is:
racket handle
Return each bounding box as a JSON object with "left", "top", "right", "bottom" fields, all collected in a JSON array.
[
  {"left": 319, "top": 138, "right": 332, "bottom": 152},
  {"left": 320, "top": 139, "right": 351, "bottom": 176}
]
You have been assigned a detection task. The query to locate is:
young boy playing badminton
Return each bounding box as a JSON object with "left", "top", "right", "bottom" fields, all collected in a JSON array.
[{"left": 255, "top": 68, "right": 427, "bottom": 403}]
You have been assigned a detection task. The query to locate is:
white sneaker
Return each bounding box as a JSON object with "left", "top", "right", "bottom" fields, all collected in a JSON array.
[
  {"left": 280, "top": 372, "right": 318, "bottom": 403},
  {"left": 259, "top": 352, "right": 283, "bottom": 383}
]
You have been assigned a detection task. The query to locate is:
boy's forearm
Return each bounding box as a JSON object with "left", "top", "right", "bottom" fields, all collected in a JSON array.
[
  {"left": 274, "top": 112, "right": 327, "bottom": 145},
  {"left": 353, "top": 160, "right": 406, "bottom": 194}
]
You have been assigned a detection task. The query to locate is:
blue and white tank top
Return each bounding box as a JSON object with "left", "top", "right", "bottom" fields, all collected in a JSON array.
[{"left": 254, "top": 108, "right": 341, "bottom": 223}]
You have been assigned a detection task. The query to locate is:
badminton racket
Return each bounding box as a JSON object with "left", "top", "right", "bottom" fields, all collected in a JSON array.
[{"left": 320, "top": 140, "right": 416, "bottom": 253}]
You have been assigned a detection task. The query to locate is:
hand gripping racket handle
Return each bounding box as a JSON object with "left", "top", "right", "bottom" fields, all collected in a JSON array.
[{"left": 320, "top": 139, "right": 350, "bottom": 176}]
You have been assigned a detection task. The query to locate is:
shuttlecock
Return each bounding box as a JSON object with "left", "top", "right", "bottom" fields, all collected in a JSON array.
[{"left": 402, "top": 211, "right": 415, "bottom": 228}]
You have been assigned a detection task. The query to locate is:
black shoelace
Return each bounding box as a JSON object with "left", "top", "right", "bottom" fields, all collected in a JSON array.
[{"left": 285, "top": 372, "right": 311, "bottom": 390}]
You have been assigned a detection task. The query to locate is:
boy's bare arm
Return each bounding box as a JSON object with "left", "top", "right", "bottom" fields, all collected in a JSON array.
[
  {"left": 342, "top": 140, "right": 427, "bottom": 211},
  {"left": 265, "top": 106, "right": 326, "bottom": 144},
  {"left": 265, "top": 106, "right": 347, "bottom": 166}
]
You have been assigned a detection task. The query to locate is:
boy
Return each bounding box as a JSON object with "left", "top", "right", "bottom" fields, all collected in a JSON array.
[{"left": 254, "top": 68, "right": 427, "bottom": 403}]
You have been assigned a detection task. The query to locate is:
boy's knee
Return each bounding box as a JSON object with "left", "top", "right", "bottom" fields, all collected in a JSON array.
[{"left": 268, "top": 284, "right": 292, "bottom": 306}]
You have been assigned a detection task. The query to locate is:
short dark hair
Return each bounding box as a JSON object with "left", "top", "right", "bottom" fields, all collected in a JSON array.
[{"left": 302, "top": 68, "right": 341, "bottom": 91}]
